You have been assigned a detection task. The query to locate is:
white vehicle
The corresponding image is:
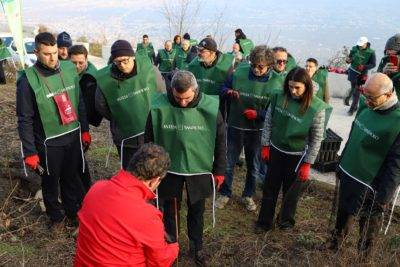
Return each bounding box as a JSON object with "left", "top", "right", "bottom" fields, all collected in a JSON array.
[{"left": 10, "top": 37, "right": 37, "bottom": 67}]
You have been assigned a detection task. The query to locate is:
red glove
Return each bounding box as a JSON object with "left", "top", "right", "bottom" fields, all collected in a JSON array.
[
  {"left": 356, "top": 65, "right": 365, "bottom": 72},
  {"left": 213, "top": 175, "right": 224, "bottom": 190},
  {"left": 226, "top": 89, "right": 240, "bottom": 99},
  {"left": 24, "top": 154, "right": 40, "bottom": 170},
  {"left": 297, "top": 163, "right": 311, "bottom": 182},
  {"left": 243, "top": 109, "right": 257, "bottom": 120},
  {"left": 81, "top": 132, "right": 91, "bottom": 147},
  {"left": 261, "top": 146, "right": 270, "bottom": 162}
]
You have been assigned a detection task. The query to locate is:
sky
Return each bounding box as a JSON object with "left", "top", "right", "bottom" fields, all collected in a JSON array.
[{"left": 1, "top": 0, "right": 399, "bottom": 64}]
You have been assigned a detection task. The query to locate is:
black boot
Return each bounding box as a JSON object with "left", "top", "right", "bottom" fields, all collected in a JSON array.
[
  {"left": 343, "top": 96, "right": 350, "bottom": 106},
  {"left": 323, "top": 215, "right": 355, "bottom": 251},
  {"left": 358, "top": 216, "right": 380, "bottom": 259},
  {"left": 189, "top": 248, "right": 208, "bottom": 266}
]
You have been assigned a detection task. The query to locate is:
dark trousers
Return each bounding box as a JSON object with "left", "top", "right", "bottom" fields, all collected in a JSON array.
[
  {"left": 161, "top": 72, "right": 172, "bottom": 91},
  {"left": 161, "top": 197, "right": 206, "bottom": 251},
  {"left": 117, "top": 145, "right": 140, "bottom": 170},
  {"left": 257, "top": 147, "right": 303, "bottom": 229},
  {"left": 0, "top": 60, "right": 6, "bottom": 84},
  {"left": 37, "top": 141, "right": 82, "bottom": 223},
  {"left": 220, "top": 127, "right": 261, "bottom": 198},
  {"left": 76, "top": 158, "right": 92, "bottom": 203},
  {"left": 349, "top": 80, "right": 361, "bottom": 111}
]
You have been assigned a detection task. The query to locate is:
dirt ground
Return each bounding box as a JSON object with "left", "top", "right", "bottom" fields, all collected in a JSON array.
[{"left": 0, "top": 81, "right": 399, "bottom": 266}]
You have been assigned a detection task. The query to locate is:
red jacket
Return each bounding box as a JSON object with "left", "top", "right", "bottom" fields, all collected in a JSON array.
[{"left": 74, "top": 170, "right": 179, "bottom": 267}]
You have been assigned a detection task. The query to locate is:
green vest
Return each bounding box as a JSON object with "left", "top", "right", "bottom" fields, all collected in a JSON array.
[
  {"left": 312, "top": 68, "right": 328, "bottom": 101},
  {"left": 340, "top": 99, "right": 400, "bottom": 186},
  {"left": 151, "top": 93, "right": 218, "bottom": 175},
  {"left": 286, "top": 55, "right": 297, "bottom": 72},
  {"left": 270, "top": 93, "right": 331, "bottom": 153},
  {"left": 97, "top": 56, "right": 157, "bottom": 139},
  {"left": 175, "top": 47, "right": 190, "bottom": 70},
  {"left": 23, "top": 61, "right": 80, "bottom": 139},
  {"left": 189, "top": 39, "right": 198, "bottom": 47},
  {"left": 188, "top": 53, "right": 234, "bottom": 95},
  {"left": 136, "top": 43, "right": 155, "bottom": 61},
  {"left": 158, "top": 49, "right": 176, "bottom": 73},
  {"left": 0, "top": 43, "right": 11, "bottom": 61},
  {"left": 349, "top": 45, "right": 374, "bottom": 71},
  {"left": 79, "top": 61, "right": 97, "bottom": 79},
  {"left": 238, "top": 38, "right": 254, "bottom": 58},
  {"left": 228, "top": 64, "right": 281, "bottom": 130},
  {"left": 269, "top": 69, "right": 287, "bottom": 91}
]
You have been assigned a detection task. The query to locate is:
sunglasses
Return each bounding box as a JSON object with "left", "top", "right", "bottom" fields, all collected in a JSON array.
[{"left": 276, "top": 59, "right": 287, "bottom": 64}]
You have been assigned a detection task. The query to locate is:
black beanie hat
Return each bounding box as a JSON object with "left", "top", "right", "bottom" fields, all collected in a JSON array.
[
  {"left": 57, "top": 31, "right": 72, "bottom": 48},
  {"left": 111, "top": 40, "right": 134, "bottom": 59},
  {"left": 198, "top": 38, "right": 217, "bottom": 52},
  {"left": 183, "top": 33, "right": 191, "bottom": 40}
]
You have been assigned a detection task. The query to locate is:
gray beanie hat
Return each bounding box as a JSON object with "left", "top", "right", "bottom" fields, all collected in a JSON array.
[{"left": 385, "top": 34, "right": 400, "bottom": 53}]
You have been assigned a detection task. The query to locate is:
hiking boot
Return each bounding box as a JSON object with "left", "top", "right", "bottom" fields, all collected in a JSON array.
[
  {"left": 215, "top": 196, "right": 230, "bottom": 209},
  {"left": 50, "top": 220, "right": 65, "bottom": 238},
  {"left": 66, "top": 216, "right": 79, "bottom": 230},
  {"left": 241, "top": 197, "right": 257, "bottom": 211},
  {"left": 254, "top": 222, "right": 272, "bottom": 234},
  {"left": 347, "top": 109, "right": 355, "bottom": 116},
  {"left": 189, "top": 249, "right": 208, "bottom": 266}
]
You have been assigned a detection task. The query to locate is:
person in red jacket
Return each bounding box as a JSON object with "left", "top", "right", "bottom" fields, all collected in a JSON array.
[{"left": 74, "top": 143, "right": 179, "bottom": 267}]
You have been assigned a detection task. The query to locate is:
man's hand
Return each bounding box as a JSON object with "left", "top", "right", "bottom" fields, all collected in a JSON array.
[
  {"left": 243, "top": 109, "right": 257, "bottom": 120},
  {"left": 81, "top": 132, "right": 92, "bottom": 150},
  {"left": 24, "top": 154, "right": 40, "bottom": 170},
  {"left": 383, "top": 62, "right": 399, "bottom": 74},
  {"left": 356, "top": 65, "right": 365, "bottom": 72},
  {"left": 213, "top": 175, "right": 224, "bottom": 190},
  {"left": 226, "top": 89, "right": 240, "bottom": 99}
]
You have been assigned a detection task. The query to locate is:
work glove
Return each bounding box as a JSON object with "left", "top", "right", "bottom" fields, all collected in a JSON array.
[
  {"left": 356, "top": 65, "right": 365, "bottom": 72},
  {"left": 213, "top": 174, "right": 225, "bottom": 190},
  {"left": 243, "top": 109, "right": 257, "bottom": 120},
  {"left": 81, "top": 132, "right": 91, "bottom": 150},
  {"left": 297, "top": 163, "right": 311, "bottom": 182},
  {"left": 24, "top": 154, "right": 40, "bottom": 170},
  {"left": 383, "top": 63, "right": 399, "bottom": 74},
  {"left": 261, "top": 146, "right": 270, "bottom": 162},
  {"left": 226, "top": 89, "right": 240, "bottom": 99}
]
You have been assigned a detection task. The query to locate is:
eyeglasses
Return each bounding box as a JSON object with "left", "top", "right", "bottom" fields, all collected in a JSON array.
[
  {"left": 113, "top": 57, "right": 131, "bottom": 65},
  {"left": 251, "top": 63, "right": 269, "bottom": 70},
  {"left": 362, "top": 89, "right": 390, "bottom": 101},
  {"left": 275, "top": 59, "right": 287, "bottom": 64}
]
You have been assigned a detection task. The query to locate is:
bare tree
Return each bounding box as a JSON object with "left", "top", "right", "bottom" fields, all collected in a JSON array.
[{"left": 327, "top": 46, "right": 350, "bottom": 68}]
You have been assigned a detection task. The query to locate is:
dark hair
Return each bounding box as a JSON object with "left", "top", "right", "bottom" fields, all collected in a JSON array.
[
  {"left": 173, "top": 35, "right": 181, "bottom": 44},
  {"left": 126, "top": 143, "right": 170, "bottom": 181},
  {"left": 68, "top": 45, "right": 88, "bottom": 58},
  {"left": 235, "top": 28, "right": 246, "bottom": 40},
  {"left": 249, "top": 45, "right": 274, "bottom": 66},
  {"left": 143, "top": 34, "right": 149, "bottom": 39},
  {"left": 35, "top": 32, "right": 56, "bottom": 50},
  {"left": 272, "top": 46, "right": 287, "bottom": 53},
  {"left": 306, "top": 57, "right": 318, "bottom": 66},
  {"left": 283, "top": 67, "right": 314, "bottom": 114}
]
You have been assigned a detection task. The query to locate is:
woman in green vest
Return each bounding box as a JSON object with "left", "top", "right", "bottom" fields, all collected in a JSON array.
[
  {"left": 234, "top": 28, "right": 254, "bottom": 60},
  {"left": 256, "top": 67, "right": 331, "bottom": 232},
  {"left": 305, "top": 58, "right": 330, "bottom": 103}
]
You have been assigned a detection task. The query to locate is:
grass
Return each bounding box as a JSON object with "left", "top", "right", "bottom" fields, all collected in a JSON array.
[{"left": 0, "top": 82, "right": 399, "bottom": 266}]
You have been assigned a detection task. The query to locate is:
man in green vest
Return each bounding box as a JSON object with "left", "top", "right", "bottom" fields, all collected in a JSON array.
[
  {"left": 377, "top": 33, "right": 400, "bottom": 96},
  {"left": 69, "top": 44, "right": 101, "bottom": 194},
  {"left": 183, "top": 33, "right": 198, "bottom": 47},
  {"left": 326, "top": 73, "right": 400, "bottom": 258},
  {"left": 95, "top": 40, "right": 165, "bottom": 169},
  {"left": 156, "top": 40, "right": 176, "bottom": 90},
  {"left": 174, "top": 39, "right": 197, "bottom": 70},
  {"left": 344, "top": 36, "right": 376, "bottom": 115},
  {"left": 305, "top": 58, "right": 330, "bottom": 103},
  {"left": 136, "top": 34, "right": 156, "bottom": 64},
  {"left": 228, "top": 43, "right": 244, "bottom": 69},
  {"left": 216, "top": 46, "right": 276, "bottom": 211},
  {"left": 0, "top": 38, "right": 11, "bottom": 84},
  {"left": 16, "top": 32, "right": 91, "bottom": 233},
  {"left": 57, "top": 31, "right": 73, "bottom": 61},
  {"left": 234, "top": 28, "right": 254, "bottom": 60},
  {"left": 270, "top": 47, "right": 297, "bottom": 90},
  {"left": 145, "top": 70, "right": 226, "bottom": 266}
]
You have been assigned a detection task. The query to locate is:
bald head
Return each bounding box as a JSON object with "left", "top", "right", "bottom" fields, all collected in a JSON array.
[
  {"left": 364, "top": 73, "right": 393, "bottom": 95},
  {"left": 165, "top": 40, "right": 173, "bottom": 51}
]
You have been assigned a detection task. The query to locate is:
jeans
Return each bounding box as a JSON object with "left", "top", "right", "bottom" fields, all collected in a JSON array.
[{"left": 220, "top": 127, "right": 261, "bottom": 198}]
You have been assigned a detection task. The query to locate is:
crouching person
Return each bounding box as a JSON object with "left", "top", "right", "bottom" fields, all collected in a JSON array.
[{"left": 74, "top": 143, "right": 179, "bottom": 267}]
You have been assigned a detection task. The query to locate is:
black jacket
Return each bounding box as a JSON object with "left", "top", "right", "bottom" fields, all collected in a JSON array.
[
  {"left": 16, "top": 61, "right": 89, "bottom": 157},
  {"left": 80, "top": 71, "right": 102, "bottom": 127},
  {"left": 144, "top": 90, "right": 227, "bottom": 202}
]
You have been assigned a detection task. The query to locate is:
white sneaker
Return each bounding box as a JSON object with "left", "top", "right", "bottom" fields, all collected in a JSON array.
[
  {"left": 242, "top": 197, "right": 257, "bottom": 211},
  {"left": 215, "top": 196, "right": 230, "bottom": 209}
]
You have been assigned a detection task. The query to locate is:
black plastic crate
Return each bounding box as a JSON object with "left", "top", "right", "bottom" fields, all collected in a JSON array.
[{"left": 313, "top": 128, "right": 343, "bottom": 172}]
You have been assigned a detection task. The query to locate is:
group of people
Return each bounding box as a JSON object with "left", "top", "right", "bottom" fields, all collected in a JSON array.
[{"left": 14, "top": 27, "right": 400, "bottom": 266}]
